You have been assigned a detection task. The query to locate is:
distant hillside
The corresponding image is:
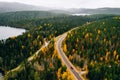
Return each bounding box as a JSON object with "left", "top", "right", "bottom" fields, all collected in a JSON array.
[
  {"left": 68, "top": 8, "right": 120, "bottom": 15},
  {"left": 0, "top": 2, "right": 51, "bottom": 13},
  {"left": 1, "top": 2, "right": 120, "bottom": 15},
  {"left": 48, "top": 8, "right": 120, "bottom": 15},
  {"left": 0, "top": 11, "right": 67, "bottom": 27},
  {"left": 0, "top": 11, "right": 67, "bottom": 20}
]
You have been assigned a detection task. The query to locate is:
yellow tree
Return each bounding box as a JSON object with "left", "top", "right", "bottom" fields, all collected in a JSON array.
[
  {"left": 57, "top": 68, "right": 62, "bottom": 79},
  {"left": 63, "top": 43, "right": 67, "bottom": 53},
  {"left": 113, "top": 50, "right": 117, "bottom": 57}
]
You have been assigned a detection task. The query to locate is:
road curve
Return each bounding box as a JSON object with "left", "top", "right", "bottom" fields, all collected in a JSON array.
[{"left": 56, "top": 33, "right": 83, "bottom": 80}]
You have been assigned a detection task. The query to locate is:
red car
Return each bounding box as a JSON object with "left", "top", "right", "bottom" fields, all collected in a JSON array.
[{"left": 70, "top": 67, "right": 73, "bottom": 69}]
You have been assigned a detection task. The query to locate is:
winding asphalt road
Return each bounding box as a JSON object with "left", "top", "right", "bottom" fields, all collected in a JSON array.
[{"left": 56, "top": 33, "right": 83, "bottom": 80}]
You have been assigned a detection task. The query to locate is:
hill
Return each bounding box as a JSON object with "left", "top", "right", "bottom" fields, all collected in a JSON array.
[
  {"left": 1, "top": 2, "right": 120, "bottom": 15},
  {"left": 0, "top": 11, "right": 68, "bottom": 28},
  {"left": 0, "top": 2, "right": 51, "bottom": 13},
  {"left": 64, "top": 17, "right": 120, "bottom": 80},
  {"left": 68, "top": 8, "right": 120, "bottom": 15}
]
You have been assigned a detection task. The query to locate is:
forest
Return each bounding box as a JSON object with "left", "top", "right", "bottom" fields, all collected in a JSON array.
[
  {"left": 0, "top": 13, "right": 96, "bottom": 80},
  {"left": 0, "top": 11, "right": 119, "bottom": 80},
  {"left": 64, "top": 17, "right": 120, "bottom": 80}
]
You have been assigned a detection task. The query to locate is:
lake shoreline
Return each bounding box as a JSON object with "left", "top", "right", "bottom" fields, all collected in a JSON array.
[{"left": 0, "top": 26, "right": 26, "bottom": 40}]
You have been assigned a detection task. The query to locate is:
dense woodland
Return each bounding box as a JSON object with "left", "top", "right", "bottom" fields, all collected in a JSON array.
[
  {"left": 6, "top": 41, "right": 64, "bottom": 80},
  {"left": 0, "top": 11, "right": 67, "bottom": 27},
  {"left": 0, "top": 12, "right": 98, "bottom": 80},
  {"left": 0, "top": 11, "right": 119, "bottom": 80},
  {"left": 0, "top": 11, "right": 116, "bottom": 29},
  {"left": 64, "top": 17, "right": 120, "bottom": 80},
  {"left": 0, "top": 15, "right": 94, "bottom": 70}
]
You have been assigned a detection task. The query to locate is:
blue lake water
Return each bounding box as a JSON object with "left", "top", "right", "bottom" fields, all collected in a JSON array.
[{"left": 0, "top": 26, "right": 26, "bottom": 40}]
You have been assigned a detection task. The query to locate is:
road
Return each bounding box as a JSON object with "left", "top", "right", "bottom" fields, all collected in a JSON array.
[
  {"left": 56, "top": 33, "right": 83, "bottom": 80},
  {"left": 0, "top": 73, "right": 4, "bottom": 80}
]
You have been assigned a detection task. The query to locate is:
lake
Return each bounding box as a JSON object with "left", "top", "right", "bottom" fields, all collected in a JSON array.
[
  {"left": 0, "top": 26, "right": 26, "bottom": 40},
  {"left": 72, "top": 13, "right": 90, "bottom": 16}
]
